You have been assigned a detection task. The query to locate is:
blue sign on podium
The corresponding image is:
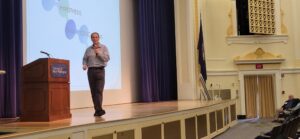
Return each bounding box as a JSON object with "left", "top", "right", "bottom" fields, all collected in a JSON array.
[{"left": 51, "top": 63, "right": 68, "bottom": 78}]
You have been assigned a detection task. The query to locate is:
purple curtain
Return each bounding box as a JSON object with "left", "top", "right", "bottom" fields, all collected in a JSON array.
[
  {"left": 0, "top": 0, "right": 23, "bottom": 118},
  {"left": 137, "top": 0, "right": 177, "bottom": 102}
]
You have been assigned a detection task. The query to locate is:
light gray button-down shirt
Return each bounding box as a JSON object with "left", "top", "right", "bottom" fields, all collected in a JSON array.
[{"left": 82, "top": 44, "right": 110, "bottom": 68}]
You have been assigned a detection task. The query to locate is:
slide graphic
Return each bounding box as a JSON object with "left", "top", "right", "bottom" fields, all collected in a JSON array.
[
  {"left": 42, "top": 0, "right": 89, "bottom": 44},
  {"left": 42, "top": 0, "right": 55, "bottom": 11},
  {"left": 65, "top": 19, "right": 89, "bottom": 44},
  {"left": 26, "top": 0, "right": 121, "bottom": 91},
  {"left": 42, "top": 0, "right": 81, "bottom": 18}
]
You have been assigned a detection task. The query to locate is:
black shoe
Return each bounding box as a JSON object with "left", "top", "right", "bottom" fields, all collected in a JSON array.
[{"left": 94, "top": 110, "right": 106, "bottom": 117}]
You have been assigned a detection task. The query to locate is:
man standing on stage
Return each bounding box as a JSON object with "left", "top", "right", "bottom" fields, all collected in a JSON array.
[{"left": 82, "top": 32, "right": 110, "bottom": 116}]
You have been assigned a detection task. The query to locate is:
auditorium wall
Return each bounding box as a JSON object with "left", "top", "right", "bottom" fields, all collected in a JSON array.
[
  {"left": 174, "top": 0, "right": 300, "bottom": 116},
  {"left": 202, "top": 0, "right": 300, "bottom": 115}
]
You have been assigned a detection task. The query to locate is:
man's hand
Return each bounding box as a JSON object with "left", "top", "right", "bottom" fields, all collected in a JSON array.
[
  {"left": 93, "top": 43, "right": 101, "bottom": 56},
  {"left": 83, "top": 65, "right": 88, "bottom": 70}
]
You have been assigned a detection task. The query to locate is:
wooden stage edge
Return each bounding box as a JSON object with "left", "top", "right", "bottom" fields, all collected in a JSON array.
[{"left": 0, "top": 100, "right": 237, "bottom": 139}]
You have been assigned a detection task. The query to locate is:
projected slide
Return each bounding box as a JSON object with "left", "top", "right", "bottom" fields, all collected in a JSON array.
[{"left": 25, "top": 0, "right": 121, "bottom": 91}]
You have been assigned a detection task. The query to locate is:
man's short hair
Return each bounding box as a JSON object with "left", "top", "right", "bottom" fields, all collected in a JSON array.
[{"left": 91, "top": 32, "right": 99, "bottom": 38}]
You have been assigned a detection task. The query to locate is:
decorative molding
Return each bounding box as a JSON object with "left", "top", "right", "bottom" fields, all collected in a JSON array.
[
  {"left": 207, "top": 70, "right": 238, "bottom": 76},
  {"left": 281, "top": 68, "right": 300, "bottom": 74},
  {"left": 234, "top": 48, "right": 285, "bottom": 64},
  {"left": 234, "top": 59, "right": 285, "bottom": 64},
  {"left": 280, "top": 9, "right": 288, "bottom": 34},
  {"left": 206, "top": 58, "right": 226, "bottom": 61},
  {"left": 227, "top": 8, "right": 234, "bottom": 36},
  {"left": 207, "top": 68, "right": 300, "bottom": 76},
  {"left": 226, "top": 35, "right": 288, "bottom": 44}
]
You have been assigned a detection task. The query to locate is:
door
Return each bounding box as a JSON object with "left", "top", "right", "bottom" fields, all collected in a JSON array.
[{"left": 244, "top": 75, "right": 275, "bottom": 118}]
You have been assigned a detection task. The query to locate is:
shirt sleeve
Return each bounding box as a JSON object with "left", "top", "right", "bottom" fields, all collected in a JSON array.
[
  {"left": 82, "top": 48, "right": 88, "bottom": 65},
  {"left": 97, "top": 45, "right": 110, "bottom": 62}
]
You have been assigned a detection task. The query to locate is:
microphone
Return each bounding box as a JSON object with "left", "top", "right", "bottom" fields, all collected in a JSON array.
[
  {"left": 93, "top": 44, "right": 100, "bottom": 56},
  {"left": 40, "top": 51, "right": 51, "bottom": 58}
]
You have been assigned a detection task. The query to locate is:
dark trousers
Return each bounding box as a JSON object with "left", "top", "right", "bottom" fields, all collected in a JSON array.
[{"left": 88, "top": 68, "right": 105, "bottom": 112}]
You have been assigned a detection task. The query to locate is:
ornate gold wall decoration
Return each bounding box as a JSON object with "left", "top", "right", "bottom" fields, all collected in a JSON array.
[
  {"left": 227, "top": 8, "right": 234, "bottom": 36},
  {"left": 280, "top": 9, "right": 287, "bottom": 34},
  {"left": 254, "top": 48, "right": 265, "bottom": 59},
  {"left": 248, "top": 0, "right": 275, "bottom": 34},
  {"left": 234, "top": 48, "right": 284, "bottom": 64}
]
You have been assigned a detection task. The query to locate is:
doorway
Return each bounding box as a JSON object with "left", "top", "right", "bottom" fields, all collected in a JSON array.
[{"left": 244, "top": 75, "right": 276, "bottom": 118}]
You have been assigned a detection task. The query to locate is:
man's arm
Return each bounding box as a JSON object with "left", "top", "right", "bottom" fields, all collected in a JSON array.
[
  {"left": 82, "top": 49, "right": 88, "bottom": 70},
  {"left": 290, "top": 103, "right": 300, "bottom": 111},
  {"left": 96, "top": 45, "right": 110, "bottom": 62}
]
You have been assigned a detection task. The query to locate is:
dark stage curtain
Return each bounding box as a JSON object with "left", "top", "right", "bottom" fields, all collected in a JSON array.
[
  {"left": 0, "top": 0, "right": 22, "bottom": 118},
  {"left": 137, "top": 0, "right": 177, "bottom": 102}
]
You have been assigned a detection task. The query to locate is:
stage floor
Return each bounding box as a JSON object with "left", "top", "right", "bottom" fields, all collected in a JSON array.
[{"left": 0, "top": 100, "right": 231, "bottom": 138}]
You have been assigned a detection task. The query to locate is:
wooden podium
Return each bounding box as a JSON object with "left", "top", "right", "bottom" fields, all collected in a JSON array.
[{"left": 21, "top": 58, "right": 71, "bottom": 121}]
